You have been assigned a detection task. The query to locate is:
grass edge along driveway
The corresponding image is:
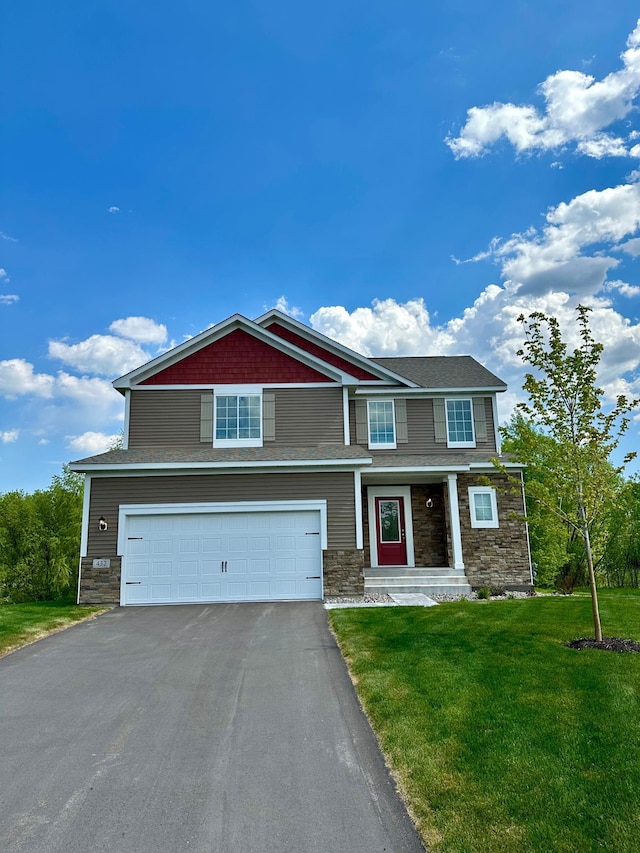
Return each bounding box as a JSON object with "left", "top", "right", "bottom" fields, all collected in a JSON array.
[
  {"left": 329, "top": 589, "right": 640, "bottom": 853},
  {"left": 0, "top": 601, "right": 108, "bottom": 658}
]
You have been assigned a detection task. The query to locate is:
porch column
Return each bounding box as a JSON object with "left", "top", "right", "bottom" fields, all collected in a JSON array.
[{"left": 446, "top": 474, "right": 465, "bottom": 569}]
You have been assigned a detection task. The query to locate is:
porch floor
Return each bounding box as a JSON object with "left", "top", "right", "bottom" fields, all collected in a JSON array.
[{"left": 364, "top": 566, "right": 472, "bottom": 597}]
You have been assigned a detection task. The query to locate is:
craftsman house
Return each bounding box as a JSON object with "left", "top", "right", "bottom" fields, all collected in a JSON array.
[{"left": 70, "top": 309, "right": 533, "bottom": 605}]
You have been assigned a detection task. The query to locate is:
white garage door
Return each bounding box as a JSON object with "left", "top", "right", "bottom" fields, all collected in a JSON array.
[{"left": 121, "top": 510, "right": 323, "bottom": 605}]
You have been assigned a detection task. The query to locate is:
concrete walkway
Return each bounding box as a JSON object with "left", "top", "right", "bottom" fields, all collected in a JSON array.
[{"left": 0, "top": 603, "right": 424, "bottom": 853}]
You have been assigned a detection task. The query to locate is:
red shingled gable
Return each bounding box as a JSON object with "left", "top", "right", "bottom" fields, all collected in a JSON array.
[
  {"left": 265, "top": 322, "right": 380, "bottom": 380},
  {"left": 139, "top": 328, "right": 335, "bottom": 385}
]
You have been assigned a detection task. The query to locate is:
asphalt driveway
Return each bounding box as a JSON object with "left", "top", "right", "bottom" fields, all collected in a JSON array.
[{"left": 0, "top": 603, "right": 424, "bottom": 852}]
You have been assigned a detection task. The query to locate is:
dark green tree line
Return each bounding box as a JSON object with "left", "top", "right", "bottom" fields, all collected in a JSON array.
[{"left": 0, "top": 467, "right": 84, "bottom": 602}]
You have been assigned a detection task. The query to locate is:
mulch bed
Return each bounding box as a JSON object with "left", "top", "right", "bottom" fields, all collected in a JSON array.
[{"left": 566, "top": 637, "right": 640, "bottom": 653}]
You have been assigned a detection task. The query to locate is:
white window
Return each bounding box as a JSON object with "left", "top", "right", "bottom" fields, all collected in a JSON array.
[
  {"left": 367, "top": 400, "right": 396, "bottom": 449},
  {"left": 214, "top": 387, "right": 262, "bottom": 447},
  {"left": 446, "top": 399, "right": 475, "bottom": 447},
  {"left": 468, "top": 487, "right": 498, "bottom": 528}
]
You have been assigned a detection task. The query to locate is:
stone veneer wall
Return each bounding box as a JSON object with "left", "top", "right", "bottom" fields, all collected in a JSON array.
[
  {"left": 78, "top": 557, "right": 121, "bottom": 604},
  {"left": 78, "top": 552, "right": 364, "bottom": 603},
  {"left": 410, "top": 484, "right": 447, "bottom": 566},
  {"left": 457, "top": 473, "right": 532, "bottom": 589},
  {"left": 322, "top": 549, "right": 365, "bottom": 596}
]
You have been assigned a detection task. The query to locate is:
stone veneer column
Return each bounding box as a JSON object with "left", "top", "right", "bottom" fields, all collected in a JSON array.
[{"left": 446, "top": 474, "right": 465, "bottom": 570}]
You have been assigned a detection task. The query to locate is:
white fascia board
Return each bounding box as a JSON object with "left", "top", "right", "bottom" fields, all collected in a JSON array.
[
  {"left": 69, "top": 458, "right": 373, "bottom": 474},
  {"left": 468, "top": 460, "right": 524, "bottom": 470},
  {"left": 356, "top": 387, "right": 506, "bottom": 395},
  {"left": 114, "top": 315, "right": 352, "bottom": 389},
  {"left": 365, "top": 465, "right": 470, "bottom": 474},
  {"left": 254, "top": 309, "right": 419, "bottom": 387}
]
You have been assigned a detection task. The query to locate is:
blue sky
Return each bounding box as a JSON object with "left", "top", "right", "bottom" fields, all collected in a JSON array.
[{"left": 2, "top": 0, "right": 640, "bottom": 491}]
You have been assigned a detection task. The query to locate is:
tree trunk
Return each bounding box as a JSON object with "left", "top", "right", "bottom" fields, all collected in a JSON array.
[{"left": 578, "top": 494, "right": 603, "bottom": 642}]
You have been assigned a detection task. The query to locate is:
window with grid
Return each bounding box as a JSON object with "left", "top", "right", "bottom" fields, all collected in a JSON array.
[
  {"left": 446, "top": 399, "right": 474, "bottom": 445},
  {"left": 368, "top": 400, "right": 395, "bottom": 447},
  {"left": 469, "top": 487, "right": 498, "bottom": 528},
  {"left": 215, "top": 394, "right": 261, "bottom": 441}
]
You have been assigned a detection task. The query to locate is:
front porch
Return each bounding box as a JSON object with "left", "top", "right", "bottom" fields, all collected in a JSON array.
[{"left": 358, "top": 472, "right": 533, "bottom": 595}]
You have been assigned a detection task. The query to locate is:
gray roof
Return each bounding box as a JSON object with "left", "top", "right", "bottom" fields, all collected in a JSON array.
[
  {"left": 70, "top": 445, "right": 372, "bottom": 468},
  {"left": 371, "top": 356, "right": 507, "bottom": 390}
]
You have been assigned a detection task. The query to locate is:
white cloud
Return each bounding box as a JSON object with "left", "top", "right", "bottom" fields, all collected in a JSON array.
[
  {"left": 0, "top": 429, "right": 19, "bottom": 443},
  {"left": 0, "top": 268, "right": 9, "bottom": 281},
  {"left": 108, "top": 206, "right": 120, "bottom": 213},
  {"left": 267, "top": 296, "right": 305, "bottom": 320},
  {"left": 447, "top": 19, "right": 640, "bottom": 159},
  {"left": 604, "top": 278, "right": 640, "bottom": 297},
  {"left": 483, "top": 183, "right": 640, "bottom": 296},
  {"left": 310, "top": 297, "right": 454, "bottom": 356},
  {"left": 0, "top": 359, "right": 55, "bottom": 398},
  {"left": 310, "top": 292, "right": 640, "bottom": 422},
  {"left": 0, "top": 294, "right": 18, "bottom": 305},
  {"left": 0, "top": 232, "right": 18, "bottom": 242},
  {"left": 48, "top": 335, "right": 151, "bottom": 376},
  {"left": 54, "top": 372, "right": 123, "bottom": 409},
  {"left": 66, "top": 431, "right": 120, "bottom": 455},
  {"left": 109, "top": 316, "right": 168, "bottom": 345}
]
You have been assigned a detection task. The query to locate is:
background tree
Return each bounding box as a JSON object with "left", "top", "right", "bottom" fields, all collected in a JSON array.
[
  {"left": 0, "top": 466, "right": 84, "bottom": 602},
  {"left": 514, "top": 305, "right": 638, "bottom": 641},
  {"left": 600, "top": 478, "right": 640, "bottom": 588}
]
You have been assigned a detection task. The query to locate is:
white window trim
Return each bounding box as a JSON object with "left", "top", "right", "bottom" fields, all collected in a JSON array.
[
  {"left": 446, "top": 398, "right": 476, "bottom": 448},
  {"left": 213, "top": 385, "right": 263, "bottom": 448},
  {"left": 468, "top": 486, "right": 499, "bottom": 528},
  {"left": 367, "top": 399, "right": 396, "bottom": 450}
]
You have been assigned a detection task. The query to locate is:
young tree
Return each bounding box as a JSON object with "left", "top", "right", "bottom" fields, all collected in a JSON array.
[{"left": 515, "top": 305, "right": 638, "bottom": 641}]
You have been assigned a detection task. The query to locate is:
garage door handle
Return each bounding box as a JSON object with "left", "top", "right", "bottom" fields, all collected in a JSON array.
[
  {"left": 125, "top": 581, "right": 142, "bottom": 585},
  {"left": 306, "top": 576, "right": 321, "bottom": 579},
  {"left": 305, "top": 532, "right": 320, "bottom": 535}
]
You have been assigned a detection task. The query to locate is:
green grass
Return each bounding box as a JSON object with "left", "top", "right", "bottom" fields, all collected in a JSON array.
[
  {"left": 329, "top": 590, "right": 640, "bottom": 853},
  {"left": 0, "top": 601, "right": 107, "bottom": 657}
]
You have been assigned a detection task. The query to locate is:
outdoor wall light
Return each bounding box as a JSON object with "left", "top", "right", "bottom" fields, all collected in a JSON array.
[
  {"left": 425, "top": 498, "right": 433, "bottom": 509},
  {"left": 98, "top": 516, "right": 108, "bottom": 531}
]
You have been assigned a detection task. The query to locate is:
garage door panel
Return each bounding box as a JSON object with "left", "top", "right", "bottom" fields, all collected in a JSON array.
[{"left": 122, "top": 509, "right": 323, "bottom": 604}]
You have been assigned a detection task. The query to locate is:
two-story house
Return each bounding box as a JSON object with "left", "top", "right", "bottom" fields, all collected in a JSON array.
[{"left": 70, "top": 309, "right": 533, "bottom": 605}]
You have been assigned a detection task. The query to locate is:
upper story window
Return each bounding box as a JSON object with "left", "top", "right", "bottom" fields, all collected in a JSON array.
[
  {"left": 468, "top": 486, "right": 499, "bottom": 528},
  {"left": 446, "top": 399, "right": 475, "bottom": 447},
  {"left": 214, "top": 387, "right": 262, "bottom": 447},
  {"left": 368, "top": 400, "right": 396, "bottom": 449}
]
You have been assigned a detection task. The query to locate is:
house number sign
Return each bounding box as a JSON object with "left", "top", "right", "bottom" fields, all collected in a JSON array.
[{"left": 92, "top": 558, "right": 111, "bottom": 569}]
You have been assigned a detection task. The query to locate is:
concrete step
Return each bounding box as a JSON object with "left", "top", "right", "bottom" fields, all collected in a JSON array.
[
  {"left": 367, "top": 583, "right": 472, "bottom": 596},
  {"left": 366, "top": 575, "right": 470, "bottom": 586},
  {"left": 364, "top": 567, "right": 465, "bottom": 579}
]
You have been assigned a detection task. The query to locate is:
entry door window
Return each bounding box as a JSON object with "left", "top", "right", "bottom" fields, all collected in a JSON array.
[
  {"left": 379, "top": 500, "right": 401, "bottom": 542},
  {"left": 374, "top": 496, "right": 407, "bottom": 566}
]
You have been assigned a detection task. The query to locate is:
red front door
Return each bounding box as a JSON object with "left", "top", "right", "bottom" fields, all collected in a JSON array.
[{"left": 375, "top": 497, "right": 407, "bottom": 566}]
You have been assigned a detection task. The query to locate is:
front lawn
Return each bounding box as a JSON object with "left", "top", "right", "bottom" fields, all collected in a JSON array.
[
  {"left": 329, "top": 590, "right": 640, "bottom": 853},
  {"left": 0, "top": 601, "right": 107, "bottom": 657}
]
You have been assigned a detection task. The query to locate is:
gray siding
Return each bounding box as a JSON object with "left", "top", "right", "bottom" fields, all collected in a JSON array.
[
  {"left": 273, "top": 387, "right": 343, "bottom": 446},
  {"left": 349, "top": 396, "right": 497, "bottom": 454},
  {"left": 128, "top": 387, "right": 344, "bottom": 448},
  {"left": 86, "top": 471, "right": 356, "bottom": 555},
  {"left": 129, "top": 390, "right": 202, "bottom": 448}
]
